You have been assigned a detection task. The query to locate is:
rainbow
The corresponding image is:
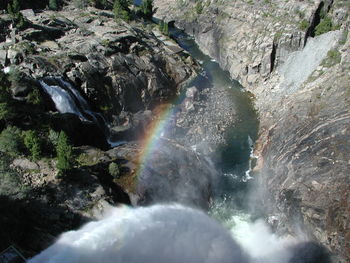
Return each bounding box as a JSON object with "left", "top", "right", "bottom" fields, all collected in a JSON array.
[{"left": 136, "top": 103, "right": 177, "bottom": 177}]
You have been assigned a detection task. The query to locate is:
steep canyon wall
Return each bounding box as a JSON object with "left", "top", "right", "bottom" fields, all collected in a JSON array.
[{"left": 153, "top": 0, "right": 350, "bottom": 261}]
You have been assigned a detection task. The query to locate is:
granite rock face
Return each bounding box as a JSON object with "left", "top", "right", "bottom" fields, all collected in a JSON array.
[
  {"left": 0, "top": 5, "right": 196, "bottom": 141},
  {"left": 0, "top": 4, "right": 198, "bottom": 256},
  {"left": 154, "top": 0, "right": 350, "bottom": 261}
]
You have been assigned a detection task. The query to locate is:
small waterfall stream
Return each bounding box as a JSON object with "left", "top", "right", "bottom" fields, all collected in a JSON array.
[
  {"left": 39, "top": 77, "right": 125, "bottom": 147},
  {"left": 39, "top": 80, "right": 87, "bottom": 120}
]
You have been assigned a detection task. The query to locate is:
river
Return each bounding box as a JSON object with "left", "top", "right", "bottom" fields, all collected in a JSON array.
[{"left": 167, "top": 25, "right": 260, "bottom": 219}]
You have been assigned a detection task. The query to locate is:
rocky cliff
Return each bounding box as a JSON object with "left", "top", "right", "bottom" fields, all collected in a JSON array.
[
  {"left": 0, "top": 3, "right": 200, "bottom": 256},
  {"left": 153, "top": 0, "right": 350, "bottom": 261}
]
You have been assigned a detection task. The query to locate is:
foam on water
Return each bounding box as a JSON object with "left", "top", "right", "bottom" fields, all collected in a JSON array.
[{"left": 229, "top": 214, "right": 296, "bottom": 263}]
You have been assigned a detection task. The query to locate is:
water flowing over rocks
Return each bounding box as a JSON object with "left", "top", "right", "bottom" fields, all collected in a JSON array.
[{"left": 154, "top": 0, "right": 350, "bottom": 261}]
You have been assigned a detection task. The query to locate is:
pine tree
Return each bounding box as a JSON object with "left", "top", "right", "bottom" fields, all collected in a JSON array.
[
  {"left": 56, "top": 131, "right": 74, "bottom": 174},
  {"left": 12, "top": 0, "right": 20, "bottom": 14},
  {"left": 0, "top": 72, "right": 15, "bottom": 121},
  {"left": 23, "top": 130, "right": 42, "bottom": 161},
  {"left": 7, "top": 0, "right": 26, "bottom": 29}
]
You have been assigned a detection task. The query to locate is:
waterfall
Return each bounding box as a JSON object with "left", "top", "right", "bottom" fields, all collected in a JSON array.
[
  {"left": 39, "top": 77, "right": 125, "bottom": 147},
  {"left": 28, "top": 204, "right": 249, "bottom": 263},
  {"left": 243, "top": 135, "right": 256, "bottom": 182},
  {"left": 57, "top": 78, "right": 91, "bottom": 110},
  {"left": 39, "top": 80, "right": 88, "bottom": 121}
]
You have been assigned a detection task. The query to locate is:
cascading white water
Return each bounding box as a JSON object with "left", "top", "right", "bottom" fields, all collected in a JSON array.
[
  {"left": 39, "top": 80, "right": 87, "bottom": 121},
  {"left": 244, "top": 135, "right": 257, "bottom": 181},
  {"left": 57, "top": 78, "right": 91, "bottom": 110},
  {"left": 39, "top": 77, "right": 125, "bottom": 147}
]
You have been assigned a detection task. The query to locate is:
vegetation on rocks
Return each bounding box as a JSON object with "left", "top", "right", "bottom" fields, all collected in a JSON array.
[
  {"left": 113, "top": 0, "right": 132, "bottom": 21},
  {"left": 299, "top": 19, "right": 309, "bottom": 31},
  {"left": 0, "top": 126, "right": 24, "bottom": 157},
  {"left": 0, "top": 153, "right": 28, "bottom": 198},
  {"left": 321, "top": 49, "right": 342, "bottom": 67},
  {"left": 56, "top": 131, "right": 75, "bottom": 175},
  {"left": 139, "top": 0, "right": 154, "bottom": 19},
  {"left": 158, "top": 20, "right": 169, "bottom": 35},
  {"left": 315, "top": 16, "right": 339, "bottom": 36},
  {"left": 195, "top": 1, "right": 203, "bottom": 15},
  {"left": 49, "top": 0, "right": 58, "bottom": 11},
  {"left": 23, "top": 130, "right": 42, "bottom": 161},
  {"left": 0, "top": 73, "right": 15, "bottom": 121},
  {"left": 108, "top": 162, "right": 120, "bottom": 178},
  {"left": 7, "top": 0, "right": 26, "bottom": 28}
]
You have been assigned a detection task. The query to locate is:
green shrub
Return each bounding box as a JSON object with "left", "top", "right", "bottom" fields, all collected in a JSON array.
[
  {"left": 0, "top": 80, "right": 14, "bottom": 121},
  {"left": 8, "top": 66, "right": 21, "bottom": 85},
  {"left": 49, "top": 0, "right": 58, "bottom": 10},
  {"left": 159, "top": 20, "right": 164, "bottom": 31},
  {"left": 299, "top": 19, "right": 309, "bottom": 31},
  {"left": 7, "top": 0, "right": 19, "bottom": 19},
  {"left": 319, "top": 7, "right": 326, "bottom": 20},
  {"left": 339, "top": 29, "right": 348, "bottom": 45},
  {"left": 56, "top": 131, "right": 74, "bottom": 174},
  {"left": 195, "top": 1, "right": 203, "bottom": 14},
  {"left": 23, "top": 130, "right": 42, "bottom": 161},
  {"left": 0, "top": 72, "right": 16, "bottom": 121},
  {"left": 315, "top": 16, "right": 333, "bottom": 36},
  {"left": 7, "top": 0, "right": 26, "bottom": 29},
  {"left": 0, "top": 103, "right": 15, "bottom": 121},
  {"left": 0, "top": 153, "right": 29, "bottom": 198},
  {"left": 73, "top": 0, "right": 89, "bottom": 9},
  {"left": 0, "top": 126, "right": 23, "bottom": 157},
  {"left": 108, "top": 162, "right": 119, "bottom": 178},
  {"left": 27, "top": 87, "right": 43, "bottom": 106},
  {"left": 158, "top": 20, "right": 169, "bottom": 35},
  {"left": 139, "top": 0, "right": 154, "bottom": 19},
  {"left": 294, "top": 9, "right": 305, "bottom": 19},
  {"left": 113, "top": 0, "right": 131, "bottom": 21},
  {"left": 48, "top": 129, "right": 60, "bottom": 147},
  {"left": 321, "top": 49, "right": 341, "bottom": 67}
]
